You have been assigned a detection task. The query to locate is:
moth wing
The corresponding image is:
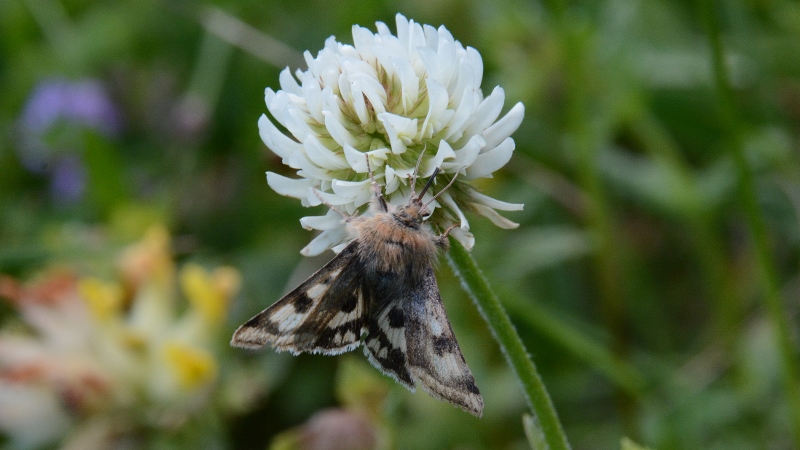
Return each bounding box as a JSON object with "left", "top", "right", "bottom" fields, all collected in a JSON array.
[
  {"left": 406, "top": 266, "right": 484, "bottom": 416},
  {"left": 363, "top": 293, "right": 414, "bottom": 390},
  {"left": 231, "top": 241, "right": 366, "bottom": 355}
]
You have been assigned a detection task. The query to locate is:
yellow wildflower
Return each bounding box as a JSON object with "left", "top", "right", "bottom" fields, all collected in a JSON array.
[
  {"left": 162, "top": 341, "right": 218, "bottom": 390},
  {"left": 180, "top": 264, "right": 241, "bottom": 326},
  {"left": 77, "top": 277, "right": 123, "bottom": 321}
]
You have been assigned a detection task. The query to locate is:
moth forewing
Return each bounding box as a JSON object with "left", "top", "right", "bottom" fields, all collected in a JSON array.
[
  {"left": 230, "top": 241, "right": 366, "bottom": 355},
  {"left": 231, "top": 168, "right": 484, "bottom": 416},
  {"left": 406, "top": 267, "right": 484, "bottom": 416}
]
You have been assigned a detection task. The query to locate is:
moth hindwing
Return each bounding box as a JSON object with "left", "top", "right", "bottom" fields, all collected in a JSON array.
[{"left": 231, "top": 169, "right": 484, "bottom": 416}]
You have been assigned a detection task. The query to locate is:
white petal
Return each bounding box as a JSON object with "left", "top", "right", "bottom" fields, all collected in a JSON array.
[
  {"left": 323, "top": 111, "right": 359, "bottom": 148},
  {"left": 471, "top": 203, "right": 520, "bottom": 229},
  {"left": 352, "top": 25, "right": 376, "bottom": 53},
  {"left": 379, "top": 113, "right": 417, "bottom": 154},
  {"left": 345, "top": 71, "right": 370, "bottom": 125},
  {"left": 375, "top": 20, "right": 390, "bottom": 36},
  {"left": 343, "top": 145, "right": 391, "bottom": 173},
  {"left": 306, "top": 188, "right": 351, "bottom": 207},
  {"left": 465, "top": 47, "right": 484, "bottom": 89},
  {"left": 295, "top": 152, "right": 335, "bottom": 181},
  {"left": 470, "top": 191, "right": 524, "bottom": 211},
  {"left": 439, "top": 192, "right": 470, "bottom": 230},
  {"left": 266, "top": 91, "right": 312, "bottom": 142},
  {"left": 435, "top": 27, "right": 457, "bottom": 90},
  {"left": 464, "top": 86, "right": 505, "bottom": 137},
  {"left": 343, "top": 144, "right": 369, "bottom": 172},
  {"left": 389, "top": 57, "right": 419, "bottom": 113},
  {"left": 301, "top": 72, "right": 325, "bottom": 123},
  {"left": 442, "top": 85, "right": 476, "bottom": 141},
  {"left": 304, "top": 134, "right": 350, "bottom": 170},
  {"left": 423, "top": 140, "right": 457, "bottom": 177},
  {"left": 301, "top": 227, "right": 348, "bottom": 256},
  {"left": 337, "top": 66, "right": 355, "bottom": 107},
  {"left": 442, "top": 135, "right": 485, "bottom": 173},
  {"left": 266, "top": 172, "right": 313, "bottom": 200},
  {"left": 465, "top": 137, "right": 515, "bottom": 180},
  {"left": 258, "top": 115, "right": 303, "bottom": 169},
  {"left": 451, "top": 227, "right": 475, "bottom": 250},
  {"left": 350, "top": 73, "right": 387, "bottom": 116},
  {"left": 299, "top": 209, "right": 343, "bottom": 230},
  {"left": 387, "top": 166, "right": 414, "bottom": 196},
  {"left": 420, "top": 79, "right": 451, "bottom": 139},
  {"left": 303, "top": 50, "right": 316, "bottom": 75},
  {"left": 393, "top": 13, "right": 409, "bottom": 43},
  {"left": 332, "top": 178, "right": 372, "bottom": 207},
  {"left": 384, "top": 165, "right": 400, "bottom": 194},
  {"left": 417, "top": 47, "right": 440, "bottom": 88},
  {"left": 331, "top": 242, "right": 349, "bottom": 253},
  {"left": 381, "top": 118, "right": 406, "bottom": 155},
  {"left": 482, "top": 102, "right": 525, "bottom": 150},
  {"left": 278, "top": 68, "right": 302, "bottom": 95},
  {"left": 263, "top": 88, "right": 288, "bottom": 127}
]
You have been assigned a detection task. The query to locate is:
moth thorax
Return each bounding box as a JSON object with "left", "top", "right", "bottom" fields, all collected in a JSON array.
[{"left": 355, "top": 214, "right": 438, "bottom": 277}]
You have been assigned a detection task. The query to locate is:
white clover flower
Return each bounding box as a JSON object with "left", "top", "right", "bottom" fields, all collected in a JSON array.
[{"left": 261, "top": 13, "right": 525, "bottom": 256}]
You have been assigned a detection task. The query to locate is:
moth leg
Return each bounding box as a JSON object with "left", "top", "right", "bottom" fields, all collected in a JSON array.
[
  {"left": 433, "top": 224, "right": 459, "bottom": 249},
  {"left": 312, "top": 189, "right": 353, "bottom": 222},
  {"left": 365, "top": 154, "right": 388, "bottom": 213}
]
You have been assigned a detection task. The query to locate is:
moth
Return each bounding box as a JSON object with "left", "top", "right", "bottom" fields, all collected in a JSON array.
[{"left": 231, "top": 164, "right": 483, "bottom": 416}]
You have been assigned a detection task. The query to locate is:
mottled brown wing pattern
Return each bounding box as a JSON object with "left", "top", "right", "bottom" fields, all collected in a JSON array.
[
  {"left": 405, "top": 266, "right": 484, "bottom": 416},
  {"left": 231, "top": 241, "right": 366, "bottom": 355}
]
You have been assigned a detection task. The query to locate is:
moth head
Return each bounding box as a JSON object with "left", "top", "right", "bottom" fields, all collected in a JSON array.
[
  {"left": 393, "top": 200, "right": 428, "bottom": 228},
  {"left": 393, "top": 167, "right": 460, "bottom": 228}
]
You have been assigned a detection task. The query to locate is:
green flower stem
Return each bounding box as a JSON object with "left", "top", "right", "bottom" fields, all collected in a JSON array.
[
  {"left": 446, "top": 239, "right": 571, "bottom": 450},
  {"left": 699, "top": 0, "right": 800, "bottom": 445}
]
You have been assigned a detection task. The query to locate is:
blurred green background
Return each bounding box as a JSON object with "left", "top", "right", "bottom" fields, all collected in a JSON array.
[{"left": 2, "top": 0, "right": 800, "bottom": 449}]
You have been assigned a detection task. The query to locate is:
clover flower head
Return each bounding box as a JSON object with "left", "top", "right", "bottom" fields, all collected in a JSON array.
[{"left": 261, "top": 13, "right": 525, "bottom": 256}]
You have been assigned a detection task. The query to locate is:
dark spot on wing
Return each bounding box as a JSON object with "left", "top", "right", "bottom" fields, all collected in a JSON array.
[
  {"left": 341, "top": 291, "right": 359, "bottom": 313},
  {"left": 465, "top": 379, "right": 481, "bottom": 395},
  {"left": 372, "top": 346, "right": 412, "bottom": 386},
  {"left": 313, "top": 319, "right": 363, "bottom": 349},
  {"left": 366, "top": 321, "right": 412, "bottom": 385},
  {"left": 294, "top": 293, "right": 314, "bottom": 313},
  {"left": 388, "top": 307, "right": 404, "bottom": 328},
  {"left": 244, "top": 314, "right": 281, "bottom": 335},
  {"left": 432, "top": 335, "right": 456, "bottom": 357}
]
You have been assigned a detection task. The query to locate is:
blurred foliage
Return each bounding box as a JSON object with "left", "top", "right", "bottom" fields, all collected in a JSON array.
[{"left": 1, "top": 0, "right": 800, "bottom": 449}]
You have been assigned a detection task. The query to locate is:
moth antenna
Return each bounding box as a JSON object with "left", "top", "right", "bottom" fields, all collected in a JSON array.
[
  {"left": 312, "top": 189, "right": 352, "bottom": 222},
  {"left": 417, "top": 167, "right": 441, "bottom": 200},
  {"left": 365, "top": 154, "right": 388, "bottom": 212},
  {"left": 410, "top": 146, "right": 427, "bottom": 197},
  {"left": 423, "top": 170, "right": 459, "bottom": 209}
]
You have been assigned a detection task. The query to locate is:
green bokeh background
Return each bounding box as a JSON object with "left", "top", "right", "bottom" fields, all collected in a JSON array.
[{"left": 2, "top": 0, "right": 800, "bottom": 448}]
